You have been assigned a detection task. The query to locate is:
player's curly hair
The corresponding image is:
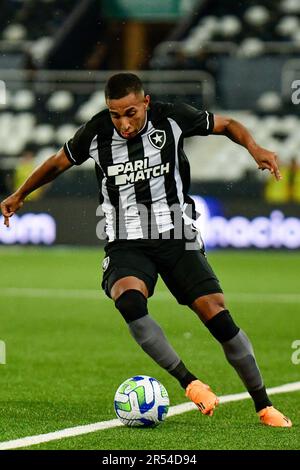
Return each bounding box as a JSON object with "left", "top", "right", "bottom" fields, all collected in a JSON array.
[{"left": 105, "top": 73, "right": 144, "bottom": 100}]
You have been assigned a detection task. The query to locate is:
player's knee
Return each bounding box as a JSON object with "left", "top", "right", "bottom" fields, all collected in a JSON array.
[
  {"left": 111, "top": 276, "right": 148, "bottom": 300},
  {"left": 115, "top": 289, "right": 148, "bottom": 324},
  {"left": 191, "top": 293, "right": 226, "bottom": 320},
  {"left": 205, "top": 309, "right": 240, "bottom": 343},
  {"left": 207, "top": 293, "right": 226, "bottom": 310}
]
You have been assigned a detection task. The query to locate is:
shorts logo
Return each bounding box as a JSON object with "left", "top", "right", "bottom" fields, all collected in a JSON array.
[
  {"left": 148, "top": 129, "right": 166, "bottom": 150},
  {"left": 102, "top": 256, "right": 110, "bottom": 271}
]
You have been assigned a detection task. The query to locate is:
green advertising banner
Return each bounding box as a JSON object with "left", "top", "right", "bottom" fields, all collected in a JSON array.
[{"left": 102, "top": 0, "right": 197, "bottom": 21}]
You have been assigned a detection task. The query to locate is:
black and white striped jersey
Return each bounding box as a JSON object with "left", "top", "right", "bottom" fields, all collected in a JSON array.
[{"left": 64, "top": 102, "right": 214, "bottom": 242}]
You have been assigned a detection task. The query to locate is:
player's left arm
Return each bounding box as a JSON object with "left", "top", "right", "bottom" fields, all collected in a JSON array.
[{"left": 213, "top": 115, "right": 281, "bottom": 180}]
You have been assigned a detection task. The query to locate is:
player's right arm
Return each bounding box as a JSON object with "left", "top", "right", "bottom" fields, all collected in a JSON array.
[{"left": 0, "top": 147, "right": 72, "bottom": 227}]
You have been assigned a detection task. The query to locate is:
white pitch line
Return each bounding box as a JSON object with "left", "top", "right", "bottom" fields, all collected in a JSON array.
[
  {"left": 1, "top": 287, "right": 300, "bottom": 303},
  {"left": 0, "top": 381, "right": 299, "bottom": 450}
]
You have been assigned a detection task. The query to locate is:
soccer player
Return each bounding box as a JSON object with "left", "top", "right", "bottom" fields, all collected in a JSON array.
[{"left": 1, "top": 73, "right": 292, "bottom": 427}]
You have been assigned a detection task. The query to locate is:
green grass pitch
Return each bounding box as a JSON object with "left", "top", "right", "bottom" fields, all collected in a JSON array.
[{"left": 0, "top": 247, "right": 299, "bottom": 450}]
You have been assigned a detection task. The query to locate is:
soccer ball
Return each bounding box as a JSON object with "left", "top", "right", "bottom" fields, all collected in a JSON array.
[{"left": 114, "top": 375, "right": 169, "bottom": 427}]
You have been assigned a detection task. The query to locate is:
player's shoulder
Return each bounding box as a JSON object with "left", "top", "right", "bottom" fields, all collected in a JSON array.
[
  {"left": 69, "top": 108, "right": 112, "bottom": 147},
  {"left": 150, "top": 101, "right": 176, "bottom": 118},
  {"left": 150, "top": 101, "right": 198, "bottom": 122},
  {"left": 85, "top": 108, "right": 112, "bottom": 134},
  {"left": 74, "top": 108, "right": 111, "bottom": 142}
]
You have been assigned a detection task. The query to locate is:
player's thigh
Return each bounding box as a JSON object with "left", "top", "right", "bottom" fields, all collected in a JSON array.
[
  {"left": 111, "top": 276, "right": 149, "bottom": 301},
  {"left": 160, "top": 248, "right": 223, "bottom": 306},
  {"left": 101, "top": 243, "right": 158, "bottom": 300}
]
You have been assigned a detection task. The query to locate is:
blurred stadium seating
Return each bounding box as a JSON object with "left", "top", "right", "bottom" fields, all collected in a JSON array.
[
  {"left": 153, "top": 0, "right": 300, "bottom": 63},
  {"left": 1, "top": 0, "right": 73, "bottom": 42}
]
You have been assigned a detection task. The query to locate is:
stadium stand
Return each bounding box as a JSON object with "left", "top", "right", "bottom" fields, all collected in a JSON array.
[
  {"left": 153, "top": 0, "right": 300, "bottom": 62},
  {"left": 1, "top": 0, "right": 73, "bottom": 42}
]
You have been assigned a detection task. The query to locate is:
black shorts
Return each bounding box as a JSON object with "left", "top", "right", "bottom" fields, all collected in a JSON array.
[{"left": 101, "top": 232, "right": 223, "bottom": 306}]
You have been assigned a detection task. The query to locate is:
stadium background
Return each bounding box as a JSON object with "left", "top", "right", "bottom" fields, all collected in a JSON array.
[{"left": 0, "top": 0, "right": 300, "bottom": 451}]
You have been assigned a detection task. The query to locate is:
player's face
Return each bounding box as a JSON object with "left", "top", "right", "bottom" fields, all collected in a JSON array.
[{"left": 107, "top": 92, "right": 150, "bottom": 139}]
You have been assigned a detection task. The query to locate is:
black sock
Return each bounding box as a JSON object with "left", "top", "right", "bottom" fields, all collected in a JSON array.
[
  {"left": 169, "top": 361, "right": 197, "bottom": 389},
  {"left": 249, "top": 386, "right": 272, "bottom": 412}
]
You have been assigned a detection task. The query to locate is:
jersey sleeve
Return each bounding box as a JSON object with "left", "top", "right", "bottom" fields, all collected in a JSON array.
[
  {"left": 63, "top": 124, "right": 91, "bottom": 165},
  {"left": 169, "top": 103, "right": 214, "bottom": 138}
]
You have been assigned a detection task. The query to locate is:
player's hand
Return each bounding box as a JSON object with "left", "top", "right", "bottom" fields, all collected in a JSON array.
[
  {"left": 0, "top": 193, "right": 24, "bottom": 227},
  {"left": 251, "top": 146, "right": 282, "bottom": 181}
]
